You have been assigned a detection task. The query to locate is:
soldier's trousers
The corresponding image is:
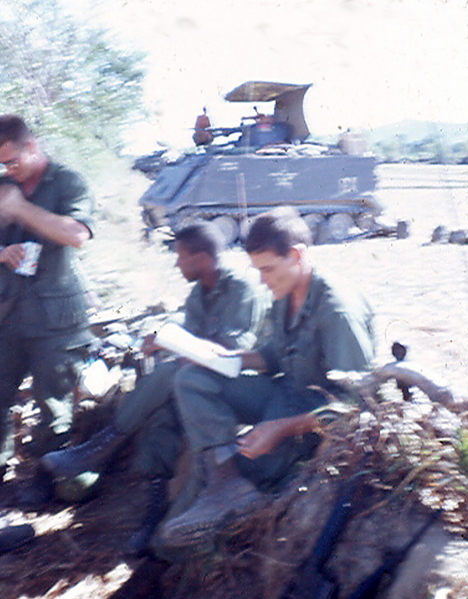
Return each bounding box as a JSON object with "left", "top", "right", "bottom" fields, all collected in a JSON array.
[
  {"left": 173, "top": 364, "right": 326, "bottom": 490},
  {"left": 114, "top": 359, "right": 183, "bottom": 479},
  {"left": 149, "top": 365, "right": 326, "bottom": 555},
  {"left": 0, "top": 327, "right": 88, "bottom": 467}
]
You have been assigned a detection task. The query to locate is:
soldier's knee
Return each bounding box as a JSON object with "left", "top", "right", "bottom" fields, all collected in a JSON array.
[
  {"left": 174, "top": 364, "right": 219, "bottom": 398},
  {"left": 174, "top": 364, "right": 199, "bottom": 390}
]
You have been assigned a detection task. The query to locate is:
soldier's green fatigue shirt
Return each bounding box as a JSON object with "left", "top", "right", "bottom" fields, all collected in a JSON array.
[
  {"left": 0, "top": 162, "right": 95, "bottom": 463},
  {"left": 257, "top": 268, "right": 375, "bottom": 390},
  {"left": 183, "top": 264, "right": 265, "bottom": 351},
  {"left": 114, "top": 264, "right": 268, "bottom": 478},
  {"left": 172, "top": 268, "right": 376, "bottom": 490}
]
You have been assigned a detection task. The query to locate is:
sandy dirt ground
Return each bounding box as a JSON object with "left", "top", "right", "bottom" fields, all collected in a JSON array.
[{"left": 312, "top": 163, "right": 468, "bottom": 400}]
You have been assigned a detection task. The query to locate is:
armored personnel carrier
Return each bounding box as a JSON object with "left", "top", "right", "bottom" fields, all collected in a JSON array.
[{"left": 134, "top": 81, "right": 383, "bottom": 244}]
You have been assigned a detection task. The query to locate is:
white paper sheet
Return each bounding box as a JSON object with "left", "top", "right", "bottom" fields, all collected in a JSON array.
[{"left": 155, "top": 322, "right": 242, "bottom": 378}]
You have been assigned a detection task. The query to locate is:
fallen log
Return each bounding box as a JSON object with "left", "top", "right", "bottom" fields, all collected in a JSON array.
[{"left": 329, "top": 361, "right": 455, "bottom": 407}]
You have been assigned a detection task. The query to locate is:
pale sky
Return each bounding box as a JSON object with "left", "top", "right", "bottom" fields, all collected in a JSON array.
[{"left": 62, "top": 0, "right": 468, "bottom": 151}]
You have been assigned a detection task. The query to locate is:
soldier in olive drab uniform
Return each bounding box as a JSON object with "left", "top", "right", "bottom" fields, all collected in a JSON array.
[
  {"left": 159, "top": 207, "right": 376, "bottom": 550},
  {"left": 0, "top": 115, "right": 95, "bottom": 502},
  {"left": 42, "top": 221, "right": 269, "bottom": 556}
]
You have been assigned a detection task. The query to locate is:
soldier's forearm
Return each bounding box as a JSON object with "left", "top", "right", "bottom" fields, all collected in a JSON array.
[
  {"left": 9, "top": 198, "right": 90, "bottom": 247},
  {"left": 280, "top": 412, "right": 322, "bottom": 438}
]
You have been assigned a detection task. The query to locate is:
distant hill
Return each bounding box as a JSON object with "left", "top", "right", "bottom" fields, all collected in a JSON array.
[
  {"left": 315, "top": 121, "right": 468, "bottom": 147},
  {"left": 311, "top": 121, "right": 468, "bottom": 163},
  {"left": 366, "top": 120, "right": 468, "bottom": 145}
]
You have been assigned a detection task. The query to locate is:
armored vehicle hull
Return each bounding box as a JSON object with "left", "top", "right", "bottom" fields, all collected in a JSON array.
[{"left": 135, "top": 81, "right": 383, "bottom": 244}]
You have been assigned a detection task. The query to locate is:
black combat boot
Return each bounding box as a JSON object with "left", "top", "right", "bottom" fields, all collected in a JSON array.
[
  {"left": 23, "top": 428, "right": 71, "bottom": 458},
  {"left": 0, "top": 524, "right": 35, "bottom": 554},
  {"left": 160, "top": 447, "right": 269, "bottom": 548},
  {"left": 40, "top": 425, "right": 127, "bottom": 479},
  {"left": 127, "top": 477, "right": 169, "bottom": 557}
]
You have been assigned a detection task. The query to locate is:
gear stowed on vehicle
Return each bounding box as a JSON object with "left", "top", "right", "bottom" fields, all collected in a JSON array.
[{"left": 135, "top": 81, "right": 391, "bottom": 246}]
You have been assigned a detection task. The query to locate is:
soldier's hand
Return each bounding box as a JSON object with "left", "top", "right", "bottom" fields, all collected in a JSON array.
[
  {"left": 0, "top": 243, "right": 25, "bottom": 271},
  {"left": 141, "top": 333, "right": 162, "bottom": 356},
  {"left": 237, "top": 420, "right": 287, "bottom": 459}
]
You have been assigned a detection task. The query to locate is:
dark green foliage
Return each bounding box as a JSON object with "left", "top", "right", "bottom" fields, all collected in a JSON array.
[{"left": 0, "top": 0, "right": 146, "bottom": 172}]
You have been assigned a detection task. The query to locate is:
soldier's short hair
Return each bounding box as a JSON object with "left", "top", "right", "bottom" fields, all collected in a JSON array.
[
  {"left": 0, "top": 115, "right": 32, "bottom": 147},
  {"left": 244, "top": 206, "right": 311, "bottom": 256},
  {"left": 175, "top": 220, "right": 226, "bottom": 258}
]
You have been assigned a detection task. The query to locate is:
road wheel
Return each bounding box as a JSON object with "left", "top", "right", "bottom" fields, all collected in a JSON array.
[
  {"left": 303, "top": 214, "right": 326, "bottom": 244},
  {"left": 211, "top": 216, "right": 240, "bottom": 245},
  {"left": 317, "top": 213, "right": 354, "bottom": 244}
]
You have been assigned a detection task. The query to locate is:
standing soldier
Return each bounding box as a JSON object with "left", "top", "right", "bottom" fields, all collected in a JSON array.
[{"left": 0, "top": 115, "right": 95, "bottom": 504}]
